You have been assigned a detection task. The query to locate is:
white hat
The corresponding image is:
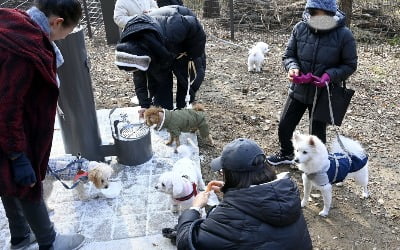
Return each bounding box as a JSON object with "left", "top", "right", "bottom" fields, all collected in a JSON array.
[{"left": 115, "top": 51, "right": 151, "bottom": 71}]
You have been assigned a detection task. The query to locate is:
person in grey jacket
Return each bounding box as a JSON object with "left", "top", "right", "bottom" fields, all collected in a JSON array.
[
  {"left": 267, "top": 0, "right": 357, "bottom": 165},
  {"left": 176, "top": 138, "right": 313, "bottom": 250}
]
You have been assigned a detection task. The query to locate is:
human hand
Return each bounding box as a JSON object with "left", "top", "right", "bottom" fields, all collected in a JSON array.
[
  {"left": 288, "top": 68, "right": 300, "bottom": 82},
  {"left": 312, "top": 72, "right": 330, "bottom": 88},
  {"left": 192, "top": 191, "right": 210, "bottom": 208},
  {"left": 206, "top": 180, "right": 224, "bottom": 193},
  {"left": 10, "top": 153, "right": 36, "bottom": 187},
  {"left": 292, "top": 72, "right": 313, "bottom": 84}
]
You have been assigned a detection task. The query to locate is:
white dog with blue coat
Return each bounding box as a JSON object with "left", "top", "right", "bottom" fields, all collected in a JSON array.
[{"left": 292, "top": 133, "right": 369, "bottom": 217}]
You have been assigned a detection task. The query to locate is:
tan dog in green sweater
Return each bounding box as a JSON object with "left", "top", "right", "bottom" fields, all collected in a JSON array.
[{"left": 144, "top": 104, "right": 213, "bottom": 151}]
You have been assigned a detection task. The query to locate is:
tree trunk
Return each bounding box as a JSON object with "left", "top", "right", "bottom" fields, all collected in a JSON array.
[
  {"left": 203, "top": 0, "right": 220, "bottom": 18},
  {"left": 339, "top": 0, "right": 353, "bottom": 27}
]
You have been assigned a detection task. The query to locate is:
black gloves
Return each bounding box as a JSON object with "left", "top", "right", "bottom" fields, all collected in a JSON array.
[{"left": 9, "top": 152, "right": 36, "bottom": 186}]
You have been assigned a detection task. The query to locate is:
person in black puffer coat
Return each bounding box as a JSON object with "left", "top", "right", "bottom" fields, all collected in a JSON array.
[
  {"left": 115, "top": 5, "right": 206, "bottom": 113},
  {"left": 153, "top": 1, "right": 207, "bottom": 109},
  {"left": 267, "top": 0, "right": 358, "bottom": 166},
  {"left": 176, "top": 138, "right": 313, "bottom": 250}
]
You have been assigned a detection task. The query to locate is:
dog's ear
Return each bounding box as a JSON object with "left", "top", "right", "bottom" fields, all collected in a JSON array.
[
  {"left": 144, "top": 109, "right": 156, "bottom": 126},
  {"left": 88, "top": 168, "right": 102, "bottom": 188},
  {"left": 172, "top": 178, "right": 184, "bottom": 197},
  {"left": 150, "top": 115, "right": 159, "bottom": 125},
  {"left": 293, "top": 132, "right": 300, "bottom": 142},
  {"left": 309, "top": 137, "right": 315, "bottom": 147}
]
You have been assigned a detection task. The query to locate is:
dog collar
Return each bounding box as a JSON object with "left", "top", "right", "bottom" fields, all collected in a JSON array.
[
  {"left": 175, "top": 183, "right": 198, "bottom": 201},
  {"left": 157, "top": 109, "right": 166, "bottom": 131}
]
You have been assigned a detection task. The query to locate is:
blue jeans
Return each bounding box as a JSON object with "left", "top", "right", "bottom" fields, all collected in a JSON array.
[
  {"left": 1, "top": 196, "right": 56, "bottom": 246},
  {"left": 278, "top": 96, "right": 327, "bottom": 156}
]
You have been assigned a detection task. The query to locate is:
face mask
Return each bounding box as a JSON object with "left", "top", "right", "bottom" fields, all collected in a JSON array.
[{"left": 307, "top": 15, "right": 337, "bottom": 30}]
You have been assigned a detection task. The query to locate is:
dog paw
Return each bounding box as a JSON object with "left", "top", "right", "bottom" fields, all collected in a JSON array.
[
  {"left": 301, "top": 199, "right": 308, "bottom": 207},
  {"left": 319, "top": 210, "right": 329, "bottom": 217},
  {"left": 361, "top": 192, "right": 369, "bottom": 199},
  {"left": 171, "top": 205, "right": 179, "bottom": 214}
]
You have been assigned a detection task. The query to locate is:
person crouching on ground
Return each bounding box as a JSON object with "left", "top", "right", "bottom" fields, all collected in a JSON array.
[{"left": 176, "top": 138, "right": 313, "bottom": 249}]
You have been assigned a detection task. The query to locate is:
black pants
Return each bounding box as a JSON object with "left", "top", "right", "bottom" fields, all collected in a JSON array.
[
  {"left": 1, "top": 196, "right": 56, "bottom": 246},
  {"left": 278, "top": 96, "right": 327, "bottom": 156},
  {"left": 149, "top": 71, "right": 174, "bottom": 110},
  {"left": 173, "top": 54, "right": 206, "bottom": 109}
]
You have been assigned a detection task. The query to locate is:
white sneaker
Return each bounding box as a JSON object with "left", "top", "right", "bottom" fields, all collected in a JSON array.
[{"left": 50, "top": 233, "right": 85, "bottom": 250}]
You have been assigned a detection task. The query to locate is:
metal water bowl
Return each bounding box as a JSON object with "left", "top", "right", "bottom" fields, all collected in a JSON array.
[
  {"left": 119, "top": 123, "right": 148, "bottom": 140},
  {"left": 110, "top": 113, "right": 153, "bottom": 166}
]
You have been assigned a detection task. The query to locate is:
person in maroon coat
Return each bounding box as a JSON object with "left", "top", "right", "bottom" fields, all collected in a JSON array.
[{"left": 0, "top": 0, "right": 86, "bottom": 249}]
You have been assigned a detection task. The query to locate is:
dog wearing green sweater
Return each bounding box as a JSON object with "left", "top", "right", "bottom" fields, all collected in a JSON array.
[{"left": 144, "top": 104, "right": 213, "bottom": 152}]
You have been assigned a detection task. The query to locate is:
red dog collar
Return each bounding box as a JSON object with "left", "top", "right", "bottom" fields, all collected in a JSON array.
[{"left": 175, "top": 183, "right": 198, "bottom": 201}]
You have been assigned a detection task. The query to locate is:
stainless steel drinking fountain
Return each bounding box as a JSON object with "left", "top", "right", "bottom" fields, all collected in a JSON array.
[{"left": 55, "top": 28, "right": 152, "bottom": 165}]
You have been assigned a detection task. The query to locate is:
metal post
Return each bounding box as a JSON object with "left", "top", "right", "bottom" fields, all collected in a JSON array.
[
  {"left": 55, "top": 28, "right": 104, "bottom": 161},
  {"left": 99, "top": 0, "right": 120, "bottom": 45},
  {"left": 81, "top": 0, "right": 93, "bottom": 38},
  {"left": 229, "top": 0, "right": 234, "bottom": 40}
]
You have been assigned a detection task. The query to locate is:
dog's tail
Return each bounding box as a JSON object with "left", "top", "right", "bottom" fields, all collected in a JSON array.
[
  {"left": 192, "top": 103, "right": 205, "bottom": 111},
  {"left": 331, "top": 136, "right": 366, "bottom": 158}
]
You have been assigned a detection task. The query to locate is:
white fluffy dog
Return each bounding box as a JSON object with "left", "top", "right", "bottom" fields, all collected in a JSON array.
[
  {"left": 247, "top": 42, "right": 269, "bottom": 72},
  {"left": 292, "top": 133, "right": 369, "bottom": 217},
  {"left": 155, "top": 145, "right": 206, "bottom": 213},
  {"left": 44, "top": 155, "right": 114, "bottom": 200}
]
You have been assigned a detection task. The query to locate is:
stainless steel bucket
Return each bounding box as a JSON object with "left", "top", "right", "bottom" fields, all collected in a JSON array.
[{"left": 109, "top": 109, "right": 153, "bottom": 166}]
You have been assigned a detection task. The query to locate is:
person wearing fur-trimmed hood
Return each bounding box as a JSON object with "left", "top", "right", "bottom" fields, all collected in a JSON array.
[{"left": 115, "top": 5, "right": 206, "bottom": 112}]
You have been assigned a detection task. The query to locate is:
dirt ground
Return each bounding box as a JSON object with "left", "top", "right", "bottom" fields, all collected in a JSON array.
[{"left": 85, "top": 18, "right": 400, "bottom": 249}]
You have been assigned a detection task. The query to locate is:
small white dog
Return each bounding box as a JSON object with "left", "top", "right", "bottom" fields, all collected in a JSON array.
[
  {"left": 247, "top": 42, "right": 269, "bottom": 72},
  {"left": 44, "top": 155, "right": 114, "bottom": 200},
  {"left": 292, "top": 133, "right": 369, "bottom": 217},
  {"left": 155, "top": 144, "right": 206, "bottom": 213}
]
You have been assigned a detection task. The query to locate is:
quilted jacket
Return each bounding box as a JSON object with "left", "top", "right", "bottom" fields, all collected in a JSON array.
[
  {"left": 117, "top": 5, "right": 206, "bottom": 108},
  {"left": 176, "top": 177, "right": 313, "bottom": 250},
  {"left": 283, "top": 10, "right": 358, "bottom": 104}
]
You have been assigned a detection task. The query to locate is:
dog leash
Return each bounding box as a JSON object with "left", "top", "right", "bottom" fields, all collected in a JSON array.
[
  {"left": 185, "top": 60, "right": 197, "bottom": 108},
  {"left": 47, "top": 155, "right": 89, "bottom": 189},
  {"left": 310, "top": 82, "right": 353, "bottom": 183},
  {"left": 310, "top": 82, "right": 351, "bottom": 156}
]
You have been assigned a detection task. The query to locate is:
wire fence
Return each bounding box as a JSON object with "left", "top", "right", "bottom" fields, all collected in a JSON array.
[
  {"left": 183, "top": 0, "right": 400, "bottom": 51},
  {"left": 0, "top": 0, "right": 105, "bottom": 38}
]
